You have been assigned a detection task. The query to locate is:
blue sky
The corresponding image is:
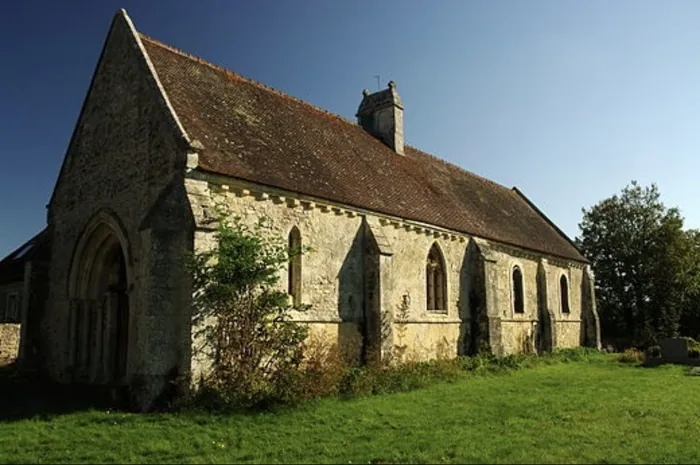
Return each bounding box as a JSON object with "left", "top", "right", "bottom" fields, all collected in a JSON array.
[{"left": 2, "top": 0, "right": 700, "bottom": 257}]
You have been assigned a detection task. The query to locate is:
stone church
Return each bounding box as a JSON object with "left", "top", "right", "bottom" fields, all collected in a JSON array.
[{"left": 4, "top": 9, "right": 600, "bottom": 409}]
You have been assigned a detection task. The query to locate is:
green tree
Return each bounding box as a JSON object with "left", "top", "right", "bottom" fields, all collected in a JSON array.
[
  {"left": 679, "top": 229, "right": 700, "bottom": 339},
  {"left": 577, "top": 181, "right": 700, "bottom": 347},
  {"left": 187, "top": 213, "right": 309, "bottom": 408}
]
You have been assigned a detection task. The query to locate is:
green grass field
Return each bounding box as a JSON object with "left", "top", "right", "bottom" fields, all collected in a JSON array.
[{"left": 1, "top": 356, "right": 699, "bottom": 464}]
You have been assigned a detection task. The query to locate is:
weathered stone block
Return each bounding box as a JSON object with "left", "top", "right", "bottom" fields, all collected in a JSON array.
[{"left": 0, "top": 324, "right": 20, "bottom": 363}]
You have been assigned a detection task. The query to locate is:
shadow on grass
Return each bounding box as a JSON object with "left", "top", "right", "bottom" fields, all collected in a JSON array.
[{"left": 0, "top": 363, "right": 122, "bottom": 423}]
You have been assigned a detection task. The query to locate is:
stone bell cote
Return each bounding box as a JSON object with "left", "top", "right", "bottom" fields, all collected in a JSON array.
[{"left": 356, "top": 81, "right": 404, "bottom": 155}]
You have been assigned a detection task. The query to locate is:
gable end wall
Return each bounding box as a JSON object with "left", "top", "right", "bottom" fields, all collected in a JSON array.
[{"left": 44, "top": 12, "right": 193, "bottom": 408}]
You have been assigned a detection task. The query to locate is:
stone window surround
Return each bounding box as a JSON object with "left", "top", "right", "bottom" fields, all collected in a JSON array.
[
  {"left": 510, "top": 261, "right": 526, "bottom": 316},
  {"left": 287, "top": 225, "right": 302, "bottom": 306},
  {"left": 559, "top": 272, "right": 571, "bottom": 314},
  {"left": 5, "top": 292, "right": 19, "bottom": 321},
  {"left": 425, "top": 241, "right": 448, "bottom": 314}
]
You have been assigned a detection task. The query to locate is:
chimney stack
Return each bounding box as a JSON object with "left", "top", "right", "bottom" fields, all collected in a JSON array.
[{"left": 356, "top": 81, "right": 404, "bottom": 155}]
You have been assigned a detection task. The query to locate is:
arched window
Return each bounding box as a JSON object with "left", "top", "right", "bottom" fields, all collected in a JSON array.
[
  {"left": 426, "top": 243, "right": 447, "bottom": 312},
  {"left": 512, "top": 266, "right": 524, "bottom": 314},
  {"left": 560, "top": 275, "right": 570, "bottom": 314},
  {"left": 288, "top": 226, "right": 302, "bottom": 305}
]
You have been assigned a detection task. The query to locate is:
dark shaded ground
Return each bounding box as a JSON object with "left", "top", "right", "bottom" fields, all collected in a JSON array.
[{"left": 0, "top": 363, "right": 120, "bottom": 422}]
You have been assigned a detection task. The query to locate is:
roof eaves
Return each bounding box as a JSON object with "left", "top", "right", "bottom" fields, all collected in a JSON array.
[
  {"left": 194, "top": 165, "right": 589, "bottom": 264},
  {"left": 142, "top": 29, "right": 589, "bottom": 264}
]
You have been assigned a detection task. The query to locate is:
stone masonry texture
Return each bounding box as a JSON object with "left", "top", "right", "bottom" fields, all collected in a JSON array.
[{"left": 32, "top": 9, "right": 600, "bottom": 411}]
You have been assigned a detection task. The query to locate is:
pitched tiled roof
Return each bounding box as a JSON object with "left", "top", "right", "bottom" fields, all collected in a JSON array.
[
  {"left": 0, "top": 229, "right": 50, "bottom": 285},
  {"left": 140, "top": 34, "right": 586, "bottom": 263}
]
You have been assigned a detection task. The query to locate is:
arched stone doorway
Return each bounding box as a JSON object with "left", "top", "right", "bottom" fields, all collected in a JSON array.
[{"left": 67, "top": 215, "right": 132, "bottom": 387}]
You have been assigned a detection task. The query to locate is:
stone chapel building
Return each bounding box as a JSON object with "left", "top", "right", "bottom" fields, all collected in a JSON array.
[{"left": 7, "top": 10, "right": 600, "bottom": 409}]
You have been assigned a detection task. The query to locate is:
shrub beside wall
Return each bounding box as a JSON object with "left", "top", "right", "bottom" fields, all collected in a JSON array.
[{"left": 185, "top": 211, "right": 608, "bottom": 412}]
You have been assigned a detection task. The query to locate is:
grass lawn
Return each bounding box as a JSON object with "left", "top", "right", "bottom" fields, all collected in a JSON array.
[{"left": 1, "top": 357, "right": 699, "bottom": 464}]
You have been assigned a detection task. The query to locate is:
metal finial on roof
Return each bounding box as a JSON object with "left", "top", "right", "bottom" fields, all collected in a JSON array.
[{"left": 388, "top": 80, "right": 396, "bottom": 89}]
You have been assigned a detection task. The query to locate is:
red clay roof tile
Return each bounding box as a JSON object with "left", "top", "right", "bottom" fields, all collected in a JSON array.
[{"left": 140, "top": 34, "right": 586, "bottom": 263}]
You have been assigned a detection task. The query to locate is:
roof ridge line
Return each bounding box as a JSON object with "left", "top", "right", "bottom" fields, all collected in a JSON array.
[
  {"left": 138, "top": 33, "right": 360, "bottom": 127},
  {"left": 140, "top": 33, "right": 518, "bottom": 194},
  {"left": 138, "top": 30, "right": 584, "bottom": 262}
]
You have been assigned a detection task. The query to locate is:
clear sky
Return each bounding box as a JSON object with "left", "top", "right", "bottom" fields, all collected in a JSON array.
[{"left": 2, "top": 0, "right": 700, "bottom": 257}]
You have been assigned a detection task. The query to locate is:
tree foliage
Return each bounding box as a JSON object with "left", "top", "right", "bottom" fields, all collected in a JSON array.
[
  {"left": 577, "top": 181, "right": 700, "bottom": 347},
  {"left": 187, "top": 213, "right": 309, "bottom": 408}
]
